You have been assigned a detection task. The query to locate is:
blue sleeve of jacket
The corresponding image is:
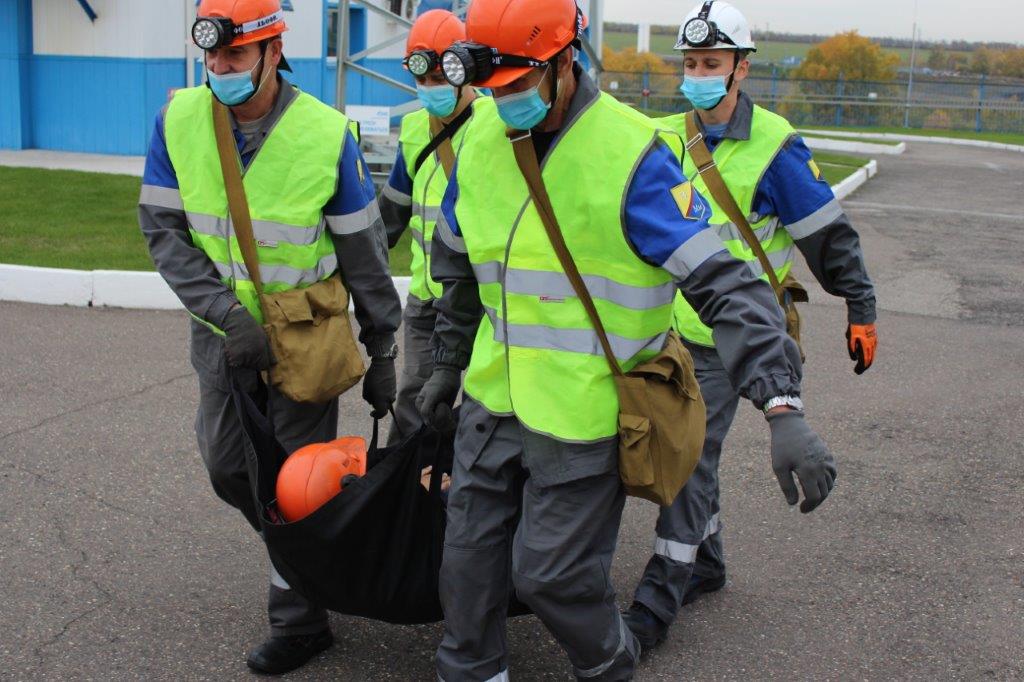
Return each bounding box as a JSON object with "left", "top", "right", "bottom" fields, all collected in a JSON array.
[
  {"left": 142, "top": 111, "right": 178, "bottom": 190},
  {"left": 324, "top": 130, "right": 377, "bottom": 224},
  {"left": 753, "top": 136, "right": 843, "bottom": 239},
  {"left": 623, "top": 142, "right": 723, "bottom": 279},
  {"left": 435, "top": 161, "right": 465, "bottom": 247}
]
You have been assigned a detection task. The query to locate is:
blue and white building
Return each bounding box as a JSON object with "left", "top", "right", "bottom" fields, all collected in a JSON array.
[{"left": 0, "top": 0, "right": 425, "bottom": 155}]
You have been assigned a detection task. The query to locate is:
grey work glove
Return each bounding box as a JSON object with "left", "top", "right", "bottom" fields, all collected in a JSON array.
[
  {"left": 222, "top": 307, "right": 274, "bottom": 371},
  {"left": 766, "top": 410, "right": 837, "bottom": 514},
  {"left": 415, "top": 366, "right": 461, "bottom": 434},
  {"left": 363, "top": 357, "right": 397, "bottom": 419}
]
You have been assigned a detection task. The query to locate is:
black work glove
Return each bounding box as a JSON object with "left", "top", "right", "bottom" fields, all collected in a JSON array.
[
  {"left": 766, "top": 410, "right": 837, "bottom": 514},
  {"left": 415, "top": 366, "right": 461, "bottom": 434},
  {"left": 363, "top": 357, "right": 397, "bottom": 419},
  {"left": 222, "top": 307, "right": 274, "bottom": 371}
]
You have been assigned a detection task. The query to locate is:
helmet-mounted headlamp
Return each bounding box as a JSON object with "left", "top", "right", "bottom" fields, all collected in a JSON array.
[
  {"left": 404, "top": 50, "right": 440, "bottom": 78},
  {"left": 441, "top": 42, "right": 547, "bottom": 87},
  {"left": 678, "top": 1, "right": 738, "bottom": 49},
  {"left": 191, "top": 10, "right": 284, "bottom": 50}
]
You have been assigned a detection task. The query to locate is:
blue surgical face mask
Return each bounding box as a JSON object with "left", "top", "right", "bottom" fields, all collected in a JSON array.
[
  {"left": 207, "top": 57, "right": 264, "bottom": 106},
  {"left": 417, "top": 83, "right": 458, "bottom": 117},
  {"left": 681, "top": 73, "right": 730, "bottom": 111},
  {"left": 495, "top": 67, "right": 554, "bottom": 131}
]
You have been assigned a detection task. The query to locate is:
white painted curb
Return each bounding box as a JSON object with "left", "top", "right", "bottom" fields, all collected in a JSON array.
[
  {"left": 0, "top": 167, "right": 875, "bottom": 311},
  {"left": 799, "top": 129, "right": 1024, "bottom": 153},
  {"left": 805, "top": 136, "right": 906, "bottom": 156}
]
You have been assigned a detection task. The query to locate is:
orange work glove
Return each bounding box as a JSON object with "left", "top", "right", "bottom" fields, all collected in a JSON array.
[{"left": 846, "top": 324, "right": 877, "bottom": 375}]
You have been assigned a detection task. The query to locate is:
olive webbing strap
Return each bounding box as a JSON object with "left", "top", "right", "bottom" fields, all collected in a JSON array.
[
  {"left": 507, "top": 130, "right": 624, "bottom": 378},
  {"left": 428, "top": 115, "right": 458, "bottom": 180},
  {"left": 684, "top": 111, "right": 785, "bottom": 306},
  {"left": 212, "top": 100, "right": 265, "bottom": 302}
]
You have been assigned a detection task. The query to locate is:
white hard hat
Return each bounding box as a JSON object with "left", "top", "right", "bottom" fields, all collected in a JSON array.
[{"left": 675, "top": 1, "right": 756, "bottom": 52}]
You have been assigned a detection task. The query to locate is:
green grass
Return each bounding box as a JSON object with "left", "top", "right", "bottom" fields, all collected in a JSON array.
[
  {"left": 811, "top": 151, "right": 872, "bottom": 185},
  {"left": 0, "top": 166, "right": 416, "bottom": 275},
  {"left": 798, "top": 124, "right": 1024, "bottom": 146},
  {"left": 604, "top": 30, "right": 970, "bottom": 69},
  {"left": 801, "top": 132, "right": 903, "bottom": 146}
]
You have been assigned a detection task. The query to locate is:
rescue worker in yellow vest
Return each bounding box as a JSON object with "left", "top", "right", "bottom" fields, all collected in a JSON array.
[
  {"left": 623, "top": 0, "right": 878, "bottom": 650},
  {"left": 379, "top": 10, "right": 492, "bottom": 443},
  {"left": 137, "top": 0, "right": 401, "bottom": 674},
  {"left": 415, "top": 0, "right": 838, "bottom": 678}
]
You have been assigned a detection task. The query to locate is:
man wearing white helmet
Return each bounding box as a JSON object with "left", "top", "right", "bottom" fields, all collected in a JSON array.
[{"left": 623, "top": 0, "right": 878, "bottom": 649}]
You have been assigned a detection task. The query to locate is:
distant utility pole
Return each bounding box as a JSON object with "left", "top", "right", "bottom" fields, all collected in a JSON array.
[{"left": 904, "top": 0, "right": 919, "bottom": 128}]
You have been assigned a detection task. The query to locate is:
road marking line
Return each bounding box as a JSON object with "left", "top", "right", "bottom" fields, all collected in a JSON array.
[{"left": 844, "top": 201, "right": 1024, "bottom": 222}]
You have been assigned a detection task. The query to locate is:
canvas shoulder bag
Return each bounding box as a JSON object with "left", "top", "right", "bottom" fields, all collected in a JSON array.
[
  {"left": 508, "top": 130, "right": 707, "bottom": 506},
  {"left": 684, "top": 112, "right": 809, "bottom": 360},
  {"left": 212, "top": 100, "right": 365, "bottom": 404}
]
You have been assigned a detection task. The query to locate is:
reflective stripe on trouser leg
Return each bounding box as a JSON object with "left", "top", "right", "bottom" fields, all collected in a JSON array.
[
  {"left": 511, "top": 469, "right": 636, "bottom": 681},
  {"left": 438, "top": 671, "right": 509, "bottom": 682},
  {"left": 436, "top": 399, "right": 520, "bottom": 682},
  {"left": 270, "top": 564, "right": 290, "bottom": 590},
  {"left": 632, "top": 345, "right": 740, "bottom": 625}
]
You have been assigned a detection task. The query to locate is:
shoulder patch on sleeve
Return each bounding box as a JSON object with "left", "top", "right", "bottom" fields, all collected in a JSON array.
[
  {"left": 808, "top": 158, "right": 822, "bottom": 180},
  {"left": 671, "top": 181, "right": 703, "bottom": 221}
]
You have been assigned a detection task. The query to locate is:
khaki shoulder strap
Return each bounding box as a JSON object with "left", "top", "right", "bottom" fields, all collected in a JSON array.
[
  {"left": 684, "top": 112, "right": 784, "bottom": 305},
  {"left": 507, "top": 130, "right": 623, "bottom": 377},
  {"left": 428, "top": 115, "right": 457, "bottom": 179},
  {"left": 212, "top": 100, "right": 265, "bottom": 302}
]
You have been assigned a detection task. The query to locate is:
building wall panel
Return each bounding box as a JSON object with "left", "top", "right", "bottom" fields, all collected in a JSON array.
[{"left": 33, "top": 0, "right": 186, "bottom": 59}]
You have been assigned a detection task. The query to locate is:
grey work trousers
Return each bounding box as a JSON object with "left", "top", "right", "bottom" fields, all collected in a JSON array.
[
  {"left": 192, "top": 328, "right": 336, "bottom": 637},
  {"left": 387, "top": 296, "right": 436, "bottom": 445},
  {"left": 632, "top": 344, "right": 739, "bottom": 625},
  {"left": 436, "top": 398, "right": 639, "bottom": 681}
]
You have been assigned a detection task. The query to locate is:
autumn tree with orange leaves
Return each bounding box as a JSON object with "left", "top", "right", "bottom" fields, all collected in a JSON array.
[{"left": 794, "top": 31, "right": 900, "bottom": 81}]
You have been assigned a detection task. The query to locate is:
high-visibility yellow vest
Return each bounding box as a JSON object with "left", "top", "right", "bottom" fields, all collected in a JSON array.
[
  {"left": 164, "top": 86, "right": 347, "bottom": 331},
  {"left": 398, "top": 97, "right": 495, "bottom": 302},
  {"left": 452, "top": 92, "right": 680, "bottom": 443},
  {"left": 663, "top": 105, "right": 796, "bottom": 347}
]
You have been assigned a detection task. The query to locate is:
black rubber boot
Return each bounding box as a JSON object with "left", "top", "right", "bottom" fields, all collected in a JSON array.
[
  {"left": 245, "top": 629, "right": 334, "bottom": 675},
  {"left": 622, "top": 602, "right": 669, "bottom": 652},
  {"left": 681, "top": 573, "right": 727, "bottom": 606}
]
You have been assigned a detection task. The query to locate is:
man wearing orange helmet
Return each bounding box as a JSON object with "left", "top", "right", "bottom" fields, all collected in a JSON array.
[
  {"left": 380, "top": 10, "right": 493, "bottom": 443},
  {"left": 416, "top": 0, "right": 836, "bottom": 679},
  {"left": 138, "top": 0, "right": 400, "bottom": 674}
]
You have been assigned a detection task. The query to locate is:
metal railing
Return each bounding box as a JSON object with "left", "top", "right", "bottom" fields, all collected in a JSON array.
[{"left": 601, "top": 71, "right": 1024, "bottom": 134}]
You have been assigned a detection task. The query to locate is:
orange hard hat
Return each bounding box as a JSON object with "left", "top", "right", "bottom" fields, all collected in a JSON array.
[
  {"left": 275, "top": 437, "right": 368, "bottom": 523},
  {"left": 465, "top": 0, "right": 588, "bottom": 88},
  {"left": 407, "top": 10, "right": 466, "bottom": 59},
  {"left": 193, "top": 0, "right": 288, "bottom": 49}
]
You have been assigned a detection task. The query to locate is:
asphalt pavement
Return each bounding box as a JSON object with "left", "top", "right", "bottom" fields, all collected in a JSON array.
[{"left": 1, "top": 141, "right": 1023, "bottom": 680}]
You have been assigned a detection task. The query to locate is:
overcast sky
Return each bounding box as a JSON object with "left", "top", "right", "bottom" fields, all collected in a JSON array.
[{"left": 601, "top": 0, "right": 1023, "bottom": 44}]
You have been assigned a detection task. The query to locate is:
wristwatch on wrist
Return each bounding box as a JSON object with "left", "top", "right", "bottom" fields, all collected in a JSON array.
[
  {"left": 763, "top": 395, "right": 804, "bottom": 414},
  {"left": 373, "top": 343, "right": 399, "bottom": 360}
]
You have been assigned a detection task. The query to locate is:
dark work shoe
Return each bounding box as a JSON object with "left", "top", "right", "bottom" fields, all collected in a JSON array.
[
  {"left": 622, "top": 602, "right": 669, "bottom": 652},
  {"left": 246, "top": 629, "right": 334, "bottom": 675},
  {"left": 681, "top": 573, "right": 727, "bottom": 606}
]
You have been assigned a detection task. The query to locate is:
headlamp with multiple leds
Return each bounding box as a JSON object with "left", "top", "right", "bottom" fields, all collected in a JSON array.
[
  {"left": 440, "top": 42, "right": 546, "bottom": 87},
  {"left": 679, "top": 1, "right": 737, "bottom": 49},
  {"left": 404, "top": 50, "right": 440, "bottom": 78},
  {"left": 191, "top": 10, "right": 283, "bottom": 50}
]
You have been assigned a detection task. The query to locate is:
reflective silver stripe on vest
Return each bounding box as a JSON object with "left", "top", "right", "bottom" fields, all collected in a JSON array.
[
  {"left": 486, "top": 306, "right": 667, "bottom": 363},
  {"left": 434, "top": 212, "right": 467, "bottom": 254},
  {"left": 472, "top": 261, "right": 504, "bottom": 285},
  {"left": 661, "top": 229, "right": 727, "bottom": 281},
  {"left": 382, "top": 182, "right": 412, "bottom": 207},
  {"left": 784, "top": 197, "right": 844, "bottom": 240},
  {"left": 653, "top": 512, "right": 721, "bottom": 563},
  {"left": 715, "top": 218, "right": 778, "bottom": 245},
  {"left": 213, "top": 252, "right": 338, "bottom": 287},
  {"left": 140, "top": 184, "right": 184, "bottom": 211},
  {"left": 412, "top": 202, "right": 441, "bottom": 225},
  {"left": 326, "top": 201, "right": 381, "bottom": 236},
  {"left": 187, "top": 212, "right": 325, "bottom": 247},
  {"left": 504, "top": 269, "right": 676, "bottom": 311},
  {"left": 745, "top": 247, "right": 793, "bottom": 279},
  {"left": 575, "top": 617, "right": 629, "bottom": 679}
]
